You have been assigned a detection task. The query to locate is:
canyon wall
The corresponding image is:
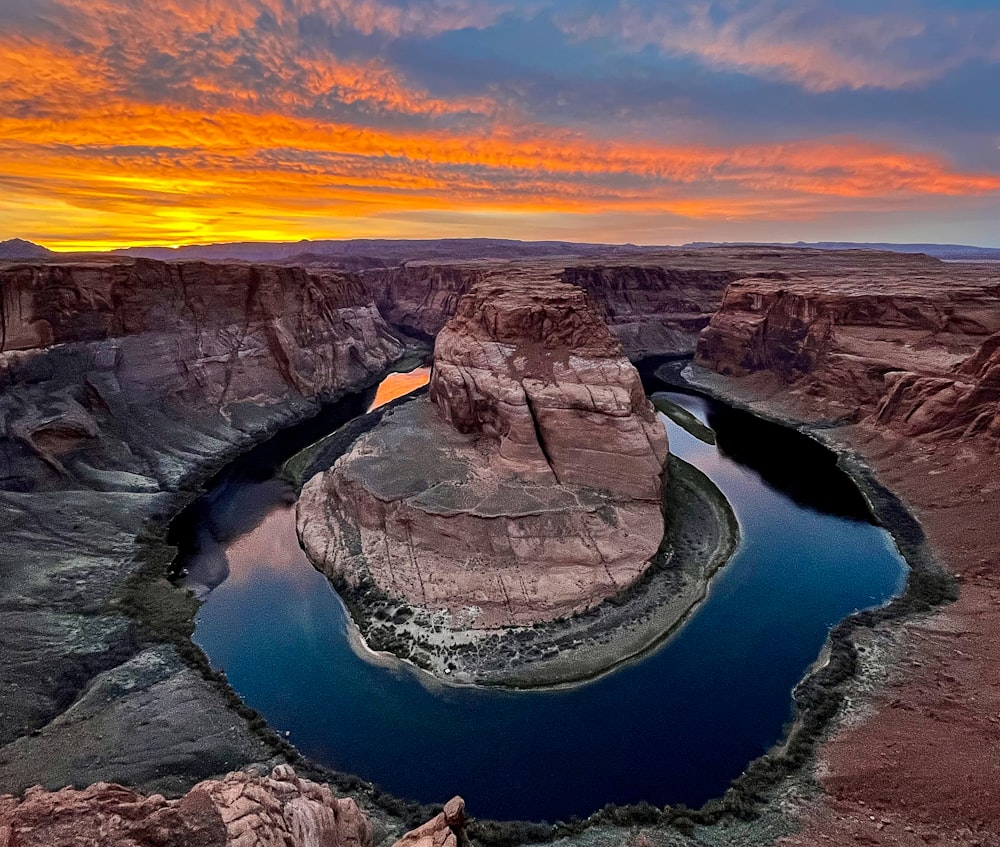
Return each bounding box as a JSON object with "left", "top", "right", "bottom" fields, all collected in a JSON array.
[
  {"left": 560, "top": 265, "right": 739, "bottom": 356},
  {"left": 364, "top": 260, "right": 741, "bottom": 357},
  {"left": 0, "top": 259, "right": 405, "bottom": 794},
  {"left": 0, "top": 259, "right": 405, "bottom": 491},
  {"left": 695, "top": 264, "right": 1000, "bottom": 443},
  {"left": 362, "top": 265, "right": 484, "bottom": 340}
]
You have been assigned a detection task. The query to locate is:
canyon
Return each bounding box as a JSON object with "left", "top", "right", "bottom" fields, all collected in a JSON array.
[{"left": 0, "top": 246, "right": 998, "bottom": 845}]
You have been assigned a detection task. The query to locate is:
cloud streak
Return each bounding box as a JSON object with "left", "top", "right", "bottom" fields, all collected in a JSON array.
[{"left": 558, "top": 0, "right": 1000, "bottom": 92}]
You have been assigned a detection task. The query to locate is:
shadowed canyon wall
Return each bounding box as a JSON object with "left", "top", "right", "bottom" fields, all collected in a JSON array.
[{"left": 0, "top": 258, "right": 405, "bottom": 794}]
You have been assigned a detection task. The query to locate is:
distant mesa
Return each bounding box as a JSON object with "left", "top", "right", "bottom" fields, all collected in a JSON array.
[
  {"left": 681, "top": 240, "right": 1000, "bottom": 262},
  {"left": 297, "top": 278, "right": 670, "bottom": 629},
  {"left": 0, "top": 238, "right": 54, "bottom": 260},
  {"left": 109, "top": 237, "right": 653, "bottom": 264}
]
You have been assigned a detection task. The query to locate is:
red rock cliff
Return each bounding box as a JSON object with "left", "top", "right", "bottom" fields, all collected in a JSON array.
[
  {"left": 0, "top": 259, "right": 405, "bottom": 488},
  {"left": 694, "top": 254, "right": 1000, "bottom": 442},
  {"left": 430, "top": 279, "right": 668, "bottom": 499}
]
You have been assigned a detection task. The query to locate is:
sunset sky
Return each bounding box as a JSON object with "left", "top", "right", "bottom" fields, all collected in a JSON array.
[{"left": 2, "top": 0, "right": 1000, "bottom": 250}]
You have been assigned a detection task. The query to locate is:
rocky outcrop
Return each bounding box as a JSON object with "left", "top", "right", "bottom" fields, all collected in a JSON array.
[
  {"left": 0, "top": 765, "right": 372, "bottom": 847},
  {"left": 0, "top": 259, "right": 405, "bottom": 791},
  {"left": 392, "top": 796, "right": 465, "bottom": 847},
  {"left": 695, "top": 265, "right": 1000, "bottom": 436},
  {"left": 429, "top": 279, "right": 668, "bottom": 498},
  {"left": 874, "top": 331, "right": 1000, "bottom": 440},
  {"left": 298, "top": 279, "right": 669, "bottom": 629},
  {"left": 561, "top": 265, "right": 740, "bottom": 356}
]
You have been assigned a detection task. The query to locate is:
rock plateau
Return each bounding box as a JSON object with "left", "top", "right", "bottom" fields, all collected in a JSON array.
[
  {"left": 298, "top": 278, "right": 669, "bottom": 628},
  {"left": 694, "top": 252, "right": 1000, "bottom": 447}
]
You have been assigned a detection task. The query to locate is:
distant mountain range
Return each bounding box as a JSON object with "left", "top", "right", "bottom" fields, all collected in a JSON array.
[
  {"left": 681, "top": 241, "right": 1000, "bottom": 261},
  {"left": 109, "top": 238, "right": 643, "bottom": 263},
  {"left": 4, "top": 236, "right": 1000, "bottom": 263}
]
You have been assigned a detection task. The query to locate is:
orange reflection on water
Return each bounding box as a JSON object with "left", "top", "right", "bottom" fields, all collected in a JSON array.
[
  {"left": 368, "top": 367, "right": 431, "bottom": 412},
  {"left": 224, "top": 504, "right": 308, "bottom": 586}
]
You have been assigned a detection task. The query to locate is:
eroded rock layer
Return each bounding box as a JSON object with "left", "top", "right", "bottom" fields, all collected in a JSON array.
[
  {"left": 0, "top": 258, "right": 405, "bottom": 790},
  {"left": 560, "top": 265, "right": 739, "bottom": 356},
  {"left": 298, "top": 279, "right": 669, "bottom": 628},
  {"left": 429, "top": 279, "right": 668, "bottom": 498},
  {"left": 695, "top": 254, "right": 1000, "bottom": 444},
  {"left": 363, "top": 259, "right": 743, "bottom": 357}
]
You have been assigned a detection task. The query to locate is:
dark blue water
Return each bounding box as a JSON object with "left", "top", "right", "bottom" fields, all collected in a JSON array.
[{"left": 188, "top": 390, "right": 907, "bottom": 822}]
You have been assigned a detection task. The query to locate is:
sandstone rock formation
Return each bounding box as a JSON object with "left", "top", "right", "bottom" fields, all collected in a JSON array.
[
  {"left": 0, "top": 259, "right": 405, "bottom": 790},
  {"left": 695, "top": 253, "right": 1000, "bottom": 442},
  {"left": 0, "top": 765, "right": 372, "bottom": 847},
  {"left": 298, "top": 279, "right": 669, "bottom": 628},
  {"left": 874, "top": 331, "right": 1000, "bottom": 440},
  {"left": 392, "top": 796, "right": 466, "bottom": 847},
  {"left": 429, "top": 279, "right": 668, "bottom": 497}
]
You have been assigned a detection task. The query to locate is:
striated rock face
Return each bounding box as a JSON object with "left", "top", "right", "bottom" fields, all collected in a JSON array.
[
  {"left": 696, "top": 264, "right": 1000, "bottom": 440},
  {"left": 0, "top": 259, "right": 405, "bottom": 791},
  {"left": 363, "top": 260, "right": 741, "bottom": 357},
  {"left": 298, "top": 279, "right": 669, "bottom": 628},
  {"left": 0, "top": 766, "right": 372, "bottom": 847},
  {"left": 0, "top": 259, "right": 406, "bottom": 491},
  {"left": 0, "top": 259, "right": 403, "bottom": 410},
  {"left": 429, "top": 279, "right": 668, "bottom": 498},
  {"left": 561, "top": 265, "right": 740, "bottom": 356},
  {"left": 362, "top": 265, "right": 484, "bottom": 341}
]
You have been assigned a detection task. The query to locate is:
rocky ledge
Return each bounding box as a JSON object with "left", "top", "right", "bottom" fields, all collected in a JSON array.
[
  {"left": 0, "top": 764, "right": 468, "bottom": 847},
  {"left": 298, "top": 279, "right": 669, "bottom": 634}
]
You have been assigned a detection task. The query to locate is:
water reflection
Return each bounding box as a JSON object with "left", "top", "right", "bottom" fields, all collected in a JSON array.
[
  {"left": 368, "top": 367, "right": 431, "bottom": 412},
  {"left": 183, "top": 478, "right": 296, "bottom": 598}
]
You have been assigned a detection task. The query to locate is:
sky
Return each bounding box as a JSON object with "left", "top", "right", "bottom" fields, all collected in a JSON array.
[{"left": 2, "top": 0, "right": 1000, "bottom": 250}]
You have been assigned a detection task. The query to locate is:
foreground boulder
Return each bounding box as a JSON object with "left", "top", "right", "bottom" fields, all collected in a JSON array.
[
  {"left": 298, "top": 279, "right": 669, "bottom": 628},
  {"left": 393, "top": 796, "right": 466, "bottom": 847},
  {"left": 0, "top": 766, "right": 372, "bottom": 847}
]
